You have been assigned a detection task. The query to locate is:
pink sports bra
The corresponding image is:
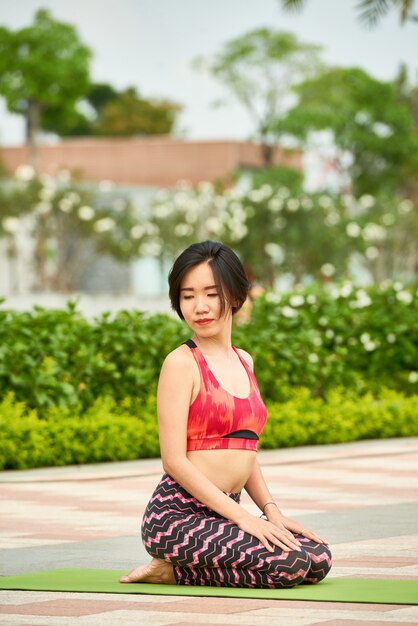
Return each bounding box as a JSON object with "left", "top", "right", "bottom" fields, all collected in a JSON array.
[{"left": 184, "top": 339, "right": 268, "bottom": 451}]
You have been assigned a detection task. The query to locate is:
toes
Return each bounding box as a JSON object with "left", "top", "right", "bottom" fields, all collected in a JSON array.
[{"left": 119, "top": 575, "right": 130, "bottom": 583}]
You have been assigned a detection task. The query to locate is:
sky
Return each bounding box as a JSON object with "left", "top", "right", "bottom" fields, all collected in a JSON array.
[{"left": 0, "top": 0, "right": 417, "bottom": 145}]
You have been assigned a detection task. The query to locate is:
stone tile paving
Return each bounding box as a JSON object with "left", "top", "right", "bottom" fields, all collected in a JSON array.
[{"left": 1, "top": 437, "right": 417, "bottom": 625}]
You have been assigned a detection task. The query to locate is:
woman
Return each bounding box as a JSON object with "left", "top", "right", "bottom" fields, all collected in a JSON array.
[{"left": 121, "top": 241, "right": 332, "bottom": 588}]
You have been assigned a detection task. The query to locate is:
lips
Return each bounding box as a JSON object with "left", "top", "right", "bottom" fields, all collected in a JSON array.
[{"left": 196, "top": 319, "right": 213, "bottom": 325}]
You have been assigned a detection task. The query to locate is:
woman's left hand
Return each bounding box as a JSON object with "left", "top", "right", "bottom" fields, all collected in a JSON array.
[{"left": 268, "top": 511, "right": 329, "bottom": 545}]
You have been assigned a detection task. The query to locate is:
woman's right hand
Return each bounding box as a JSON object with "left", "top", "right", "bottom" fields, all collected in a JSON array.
[{"left": 236, "top": 513, "right": 303, "bottom": 553}]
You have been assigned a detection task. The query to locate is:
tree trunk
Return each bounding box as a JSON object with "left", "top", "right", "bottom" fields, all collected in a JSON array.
[
  {"left": 261, "top": 143, "right": 273, "bottom": 167},
  {"left": 26, "top": 99, "right": 41, "bottom": 174}
]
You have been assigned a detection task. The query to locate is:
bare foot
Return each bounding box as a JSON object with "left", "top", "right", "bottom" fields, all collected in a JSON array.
[{"left": 119, "top": 557, "right": 176, "bottom": 585}]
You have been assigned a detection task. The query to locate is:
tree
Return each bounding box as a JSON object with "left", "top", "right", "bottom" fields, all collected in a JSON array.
[
  {"left": 94, "top": 87, "right": 181, "bottom": 136},
  {"left": 280, "top": 0, "right": 418, "bottom": 26},
  {"left": 0, "top": 9, "right": 91, "bottom": 170},
  {"left": 194, "top": 28, "right": 322, "bottom": 166},
  {"left": 41, "top": 84, "right": 182, "bottom": 137},
  {"left": 41, "top": 82, "right": 119, "bottom": 137},
  {"left": 279, "top": 66, "right": 418, "bottom": 196}
]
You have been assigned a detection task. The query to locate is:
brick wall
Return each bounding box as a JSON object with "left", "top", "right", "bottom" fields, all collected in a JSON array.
[{"left": 1, "top": 138, "right": 302, "bottom": 187}]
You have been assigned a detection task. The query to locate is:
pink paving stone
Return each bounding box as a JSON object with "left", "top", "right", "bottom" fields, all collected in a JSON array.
[
  {"left": 0, "top": 599, "right": 162, "bottom": 617},
  {"left": 312, "top": 621, "right": 413, "bottom": 626},
  {"left": 334, "top": 557, "right": 418, "bottom": 568}
]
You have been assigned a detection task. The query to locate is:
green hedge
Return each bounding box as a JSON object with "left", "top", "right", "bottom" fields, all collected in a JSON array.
[
  {"left": 1, "top": 387, "right": 417, "bottom": 470},
  {"left": 0, "top": 280, "right": 417, "bottom": 415}
]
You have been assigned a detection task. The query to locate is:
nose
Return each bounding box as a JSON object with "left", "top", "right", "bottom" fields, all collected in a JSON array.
[{"left": 194, "top": 295, "right": 209, "bottom": 313}]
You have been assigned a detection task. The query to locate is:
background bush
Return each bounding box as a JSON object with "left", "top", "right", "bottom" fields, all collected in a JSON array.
[
  {"left": 0, "top": 280, "right": 416, "bottom": 470},
  {"left": 1, "top": 386, "right": 417, "bottom": 470}
]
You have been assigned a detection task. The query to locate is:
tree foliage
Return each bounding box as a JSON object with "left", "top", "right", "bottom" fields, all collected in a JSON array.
[
  {"left": 194, "top": 27, "right": 322, "bottom": 165},
  {"left": 280, "top": 0, "right": 418, "bottom": 26},
  {"left": 0, "top": 9, "right": 91, "bottom": 167},
  {"left": 42, "top": 84, "right": 182, "bottom": 137},
  {"left": 279, "top": 66, "right": 418, "bottom": 195}
]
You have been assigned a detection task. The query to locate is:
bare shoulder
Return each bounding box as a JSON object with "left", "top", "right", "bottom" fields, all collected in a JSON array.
[
  {"left": 236, "top": 347, "right": 254, "bottom": 371},
  {"left": 162, "top": 344, "right": 195, "bottom": 372}
]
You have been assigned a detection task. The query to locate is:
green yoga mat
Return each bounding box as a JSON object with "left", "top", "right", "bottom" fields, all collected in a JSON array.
[{"left": 1, "top": 569, "right": 417, "bottom": 605}]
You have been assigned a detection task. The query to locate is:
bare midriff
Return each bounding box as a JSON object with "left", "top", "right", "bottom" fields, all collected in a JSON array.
[{"left": 187, "top": 448, "right": 257, "bottom": 493}]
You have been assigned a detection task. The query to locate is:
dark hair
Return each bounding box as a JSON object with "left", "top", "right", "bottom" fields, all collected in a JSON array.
[{"left": 168, "top": 241, "right": 250, "bottom": 320}]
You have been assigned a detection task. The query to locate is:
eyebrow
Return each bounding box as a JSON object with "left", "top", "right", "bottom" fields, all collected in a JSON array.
[{"left": 180, "top": 285, "right": 218, "bottom": 291}]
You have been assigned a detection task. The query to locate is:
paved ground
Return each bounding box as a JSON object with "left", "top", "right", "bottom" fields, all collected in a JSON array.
[{"left": 1, "top": 437, "right": 417, "bottom": 625}]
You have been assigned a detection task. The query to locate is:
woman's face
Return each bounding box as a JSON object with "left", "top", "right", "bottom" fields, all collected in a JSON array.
[{"left": 179, "top": 262, "right": 229, "bottom": 333}]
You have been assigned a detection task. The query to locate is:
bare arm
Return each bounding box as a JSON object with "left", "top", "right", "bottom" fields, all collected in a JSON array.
[{"left": 244, "top": 457, "right": 283, "bottom": 519}]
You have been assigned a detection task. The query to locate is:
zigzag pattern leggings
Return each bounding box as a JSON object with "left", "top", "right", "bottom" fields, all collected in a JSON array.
[{"left": 141, "top": 473, "right": 332, "bottom": 588}]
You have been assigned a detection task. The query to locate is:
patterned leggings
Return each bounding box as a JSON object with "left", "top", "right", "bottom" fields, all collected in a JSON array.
[{"left": 141, "top": 473, "right": 332, "bottom": 588}]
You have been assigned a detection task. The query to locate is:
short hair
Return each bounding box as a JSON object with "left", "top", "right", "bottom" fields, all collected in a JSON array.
[{"left": 168, "top": 241, "right": 250, "bottom": 320}]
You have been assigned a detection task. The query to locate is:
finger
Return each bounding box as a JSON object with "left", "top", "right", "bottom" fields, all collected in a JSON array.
[
  {"left": 301, "top": 530, "right": 329, "bottom": 545},
  {"left": 273, "top": 535, "right": 301, "bottom": 552}
]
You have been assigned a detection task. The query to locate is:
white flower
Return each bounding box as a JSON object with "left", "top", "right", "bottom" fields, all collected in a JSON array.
[
  {"left": 398, "top": 199, "right": 414, "bottom": 214},
  {"left": 360, "top": 333, "right": 370, "bottom": 344},
  {"left": 313, "top": 336, "right": 322, "bottom": 346},
  {"left": 145, "top": 223, "right": 159, "bottom": 236},
  {"left": 319, "top": 195, "right": 333, "bottom": 209},
  {"left": 2, "top": 217, "right": 20, "bottom": 233},
  {"left": 59, "top": 198, "right": 73, "bottom": 213},
  {"left": 372, "top": 122, "right": 393, "bottom": 138},
  {"left": 57, "top": 169, "right": 71, "bottom": 183},
  {"left": 362, "top": 223, "right": 387, "bottom": 242},
  {"left": 386, "top": 333, "right": 396, "bottom": 343},
  {"left": 366, "top": 246, "right": 379, "bottom": 260},
  {"left": 382, "top": 213, "right": 395, "bottom": 226},
  {"left": 306, "top": 294, "right": 317, "bottom": 304},
  {"left": 301, "top": 197, "right": 313, "bottom": 211},
  {"left": 140, "top": 241, "right": 162, "bottom": 257},
  {"left": 265, "top": 292, "right": 281, "bottom": 304},
  {"left": 335, "top": 335, "right": 343, "bottom": 344},
  {"left": 94, "top": 217, "right": 116, "bottom": 233},
  {"left": 281, "top": 306, "right": 299, "bottom": 318},
  {"left": 359, "top": 194, "right": 376, "bottom": 209},
  {"left": 289, "top": 295, "right": 304, "bottom": 307},
  {"left": 15, "top": 164, "right": 35, "bottom": 181},
  {"left": 396, "top": 290, "right": 413, "bottom": 304},
  {"left": 78, "top": 206, "right": 95, "bottom": 221},
  {"left": 248, "top": 189, "right": 264, "bottom": 203},
  {"left": 408, "top": 371, "right": 418, "bottom": 383},
  {"left": 324, "top": 211, "right": 340, "bottom": 226},
  {"left": 67, "top": 192, "right": 80, "bottom": 204},
  {"left": 364, "top": 341, "right": 377, "bottom": 351},
  {"left": 152, "top": 204, "right": 173, "bottom": 219},
  {"left": 197, "top": 181, "right": 214, "bottom": 194},
  {"left": 321, "top": 263, "right": 336, "bottom": 277},
  {"left": 268, "top": 197, "right": 283, "bottom": 213},
  {"left": 277, "top": 187, "right": 290, "bottom": 199},
  {"left": 318, "top": 317, "right": 328, "bottom": 326},
  {"left": 39, "top": 187, "right": 54, "bottom": 201},
  {"left": 174, "top": 223, "right": 194, "bottom": 237},
  {"left": 265, "top": 243, "right": 285, "bottom": 264},
  {"left": 206, "top": 217, "right": 222, "bottom": 235},
  {"left": 308, "top": 353, "right": 319, "bottom": 363},
  {"left": 393, "top": 281, "right": 403, "bottom": 291},
  {"left": 340, "top": 283, "right": 353, "bottom": 297},
  {"left": 350, "top": 290, "right": 372, "bottom": 308},
  {"left": 286, "top": 199, "right": 300, "bottom": 212},
  {"left": 325, "top": 329, "right": 335, "bottom": 339},
  {"left": 130, "top": 225, "right": 145, "bottom": 239},
  {"left": 35, "top": 202, "right": 52, "bottom": 215},
  {"left": 346, "top": 222, "right": 361, "bottom": 237}
]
